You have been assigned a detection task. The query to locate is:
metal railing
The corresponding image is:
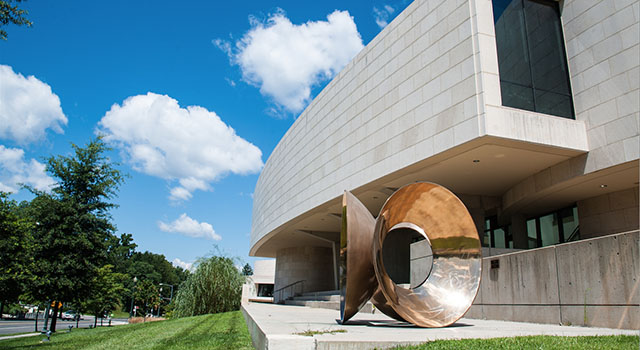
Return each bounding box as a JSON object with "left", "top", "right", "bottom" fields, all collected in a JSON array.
[
  {"left": 273, "top": 280, "right": 305, "bottom": 303},
  {"left": 566, "top": 225, "right": 580, "bottom": 242}
]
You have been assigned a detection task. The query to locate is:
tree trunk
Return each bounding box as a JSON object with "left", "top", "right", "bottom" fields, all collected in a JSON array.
[
  {"left": 0, "top": 301, "right": 4, "bottom": 319},
  {"left": 50, "top": 302, "right": 59, "bottom": 332},
  {"left": 94, "top": 314, "right": 97, "bottom": 328}
]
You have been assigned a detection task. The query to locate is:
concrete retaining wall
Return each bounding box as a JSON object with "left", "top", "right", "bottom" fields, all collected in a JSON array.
[{"left": 467, "top": 230, "right": 639, "bottom": 329}]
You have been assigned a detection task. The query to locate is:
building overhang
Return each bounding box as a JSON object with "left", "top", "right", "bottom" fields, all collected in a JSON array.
[{"left": 251, "top": 113, "right": 590, "bottom": 257}]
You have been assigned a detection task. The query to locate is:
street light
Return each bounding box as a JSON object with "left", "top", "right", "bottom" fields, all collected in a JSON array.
[
  {"left": 158, "top": 283, "right": 174, "bottom": 302},
  {"left": 129, "top": 277, "right": 137, "bottom": 318},
  {"left": 158, "top": 283, "right": 174, "bottom": 317}
]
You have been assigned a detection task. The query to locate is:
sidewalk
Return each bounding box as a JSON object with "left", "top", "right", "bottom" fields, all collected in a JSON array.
[
  {"left": 242, "top": 303, "right": 639, "bottom": 350},
  {"left": 0, "top": 333, "right": 40, "bottom": 341}
]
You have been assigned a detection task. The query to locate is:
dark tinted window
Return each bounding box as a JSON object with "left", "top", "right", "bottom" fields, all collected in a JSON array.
[{"left": 493, "top": 0, "right": 574, "bottom": 119}]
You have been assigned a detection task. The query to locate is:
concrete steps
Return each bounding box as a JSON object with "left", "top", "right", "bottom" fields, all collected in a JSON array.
[
  {"left": 284, "top": 300, "right": 340, "bottom": 310},
  {"left": 293, "top": 294, "right": 340, "bottom": 302},
  {"left": 284, "top": 290, "right": 375, "bottom": 313}
]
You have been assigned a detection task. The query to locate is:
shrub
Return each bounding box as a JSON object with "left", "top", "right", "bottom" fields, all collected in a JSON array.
[{"left": 171, "top": 256, "right": 243, "bottom": 317}]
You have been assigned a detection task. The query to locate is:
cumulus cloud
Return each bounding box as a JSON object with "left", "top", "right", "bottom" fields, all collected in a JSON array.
[
  {"left": 172, "top": 258, "right": 195, "bottom": 272},
  {"left": 158, "top": 213, "right": 221, "bottom": 241},
  {"left": 0, "top": 145, "right": 55, "bottom": 193},
  {"left": 0, "top": 65, "right": 67, "bottom": 144},
  {"left": 216, "top": 10, "right": 364, "bottom": 113},
  {"left": 97, "top": 92, "right": 263, "bottom": 201},
  {"left": 373, "top": 5, "right": 395, "bottom": 29}
]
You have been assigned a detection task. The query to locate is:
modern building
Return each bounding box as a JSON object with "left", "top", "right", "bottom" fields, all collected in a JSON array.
[
  {"left": 241, "top": 260, "right": 276, "bottom": 304},
  {"left": 250, "top": 0, "right": 639, "bottom": 329}
]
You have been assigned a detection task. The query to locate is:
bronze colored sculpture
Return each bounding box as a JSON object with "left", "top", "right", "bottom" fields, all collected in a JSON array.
[{"left": 339, "top": 182, "right": 481, "bottom": 327}]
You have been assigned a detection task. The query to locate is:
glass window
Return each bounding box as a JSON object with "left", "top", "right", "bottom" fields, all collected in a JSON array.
[
  {"left": 483, "top": 231, "right": 491, "bottom": 247},
  {"left": 526, "top": 219, "right": 537, "bottom": 248},
  {"left": 494, "top": 228, "right": 506, "bottom": 248},
  {"left": 539, "top": 213, "right": 560, "bottom": 246},
  {"left": 484, "top": 216, "right": 512, "bottom": 248},
  {"left": 526, "top": 204, "right": 579, "bottom": 248},
  {"left": 493, "top": 0, "right": 574, "bottom": 119},
  {"left": 561, "top": 207, "right": 580, "bottom": 241}
]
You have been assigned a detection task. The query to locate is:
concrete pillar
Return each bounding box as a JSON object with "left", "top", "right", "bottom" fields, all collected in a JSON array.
[{"left": 511, "top": 214, "right": 528, "bottom": 249}]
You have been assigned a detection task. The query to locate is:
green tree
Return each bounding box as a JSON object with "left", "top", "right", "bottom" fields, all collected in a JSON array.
[
  {"left": 83, "top": 265, "right": 126, "bottom": 327},
  {"left": 27, "top": 138, "right": 124, "bottom": 331},
  {"left": 172, "top": 256, "right": 243, "bottom": 318},
  {"left": 241, "top": 263, "right": 253, "bottom": 276},
  {"left": 129, "top": 251, "right": 188, "bottom": 286},
  {"left": 0, "top": 192, "right": 32, "bottom": 318},
  {"left": 133, "top": 279, "right": 159, "bottom": 317},
  {"left": 0, "top": 0, "right": 32, "bottom": 40},
  {"left": 107, "top": 233, "right": 137, "bottom": 274},
  {"left": 105, "top": 234, "right": 189, "bottom": 314}
]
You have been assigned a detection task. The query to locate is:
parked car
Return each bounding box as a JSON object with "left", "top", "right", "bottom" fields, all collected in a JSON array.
[{"left": 61, "top": 311, "right": 83, "bottom": 321}]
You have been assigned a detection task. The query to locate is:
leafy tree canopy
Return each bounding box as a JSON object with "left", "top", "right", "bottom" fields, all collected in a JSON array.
[
  {"left": 82, "top": 264, "right": 126, "bottom": 326},
  {"left": 0, "top": 1, "right": 32, "bottom": 40},
  {"left": 172, "top": 256, "right": 243, "bottom": 318},
  {"left": 27, "top": 138, "right": 124, "bottom": 311},
  {"left": 0, "top": 192, "right": 32, "bottom": 313},
  {"left": 241, "top": 263, "right": 253, "bottom": 276}
]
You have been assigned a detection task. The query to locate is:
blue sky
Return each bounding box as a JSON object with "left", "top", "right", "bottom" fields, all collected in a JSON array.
[{"left": 0, "top": 0, "right": 408, "bottom": 270}]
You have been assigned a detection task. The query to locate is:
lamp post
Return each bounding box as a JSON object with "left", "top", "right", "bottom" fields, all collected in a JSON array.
[
  {"left": 158, "top": 283, "right": 174, "bottom": 317},
  {"left": 129, "top": 277, "right": 137, "bottom": 318},
  {"left": 158, "top": 283, "right": 174, "bottom": 303}
]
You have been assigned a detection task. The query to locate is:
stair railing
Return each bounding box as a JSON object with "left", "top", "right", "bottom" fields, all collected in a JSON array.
[
  {"left": 274, "top": 280, "right": 305, "bottom": 304},
  {"left": 566, "top": 225, "right": 580, "bottom": 242}
]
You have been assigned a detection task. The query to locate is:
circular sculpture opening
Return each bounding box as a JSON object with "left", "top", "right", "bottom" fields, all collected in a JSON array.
[{"left": 381, "top": 223, "right": 433, "bottom": 289}]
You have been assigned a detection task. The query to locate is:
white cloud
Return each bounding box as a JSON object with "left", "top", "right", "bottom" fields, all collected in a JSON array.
[
  {"left": 216, "top": 10, "right": 364, "bottom": 113},
  {"left": 159, "top": 213, "right": 222, "bottom": 241},
  {"left": 96, "top": 92, "right": 263, "bottom": 201},
  {"left": 0, "top": 145, "right": 55, "bottom": 193},
  {"left": 172, "top": 258, "right": 195, "bottom": 272},
  {"left": 373, "top": 5, "right": 395, "bottom": 29},
  {"left": 0, "top": 65, "right": 67, "bottom": 144}
]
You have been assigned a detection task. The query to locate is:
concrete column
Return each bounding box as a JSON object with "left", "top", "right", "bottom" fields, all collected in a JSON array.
[{"left": 511, "top": 214, "right": 528, "bottom": 249}]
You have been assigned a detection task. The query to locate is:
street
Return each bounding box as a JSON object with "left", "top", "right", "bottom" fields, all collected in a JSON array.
[{"left": 0, "top": 316, "right": 127, "bottom": 335}]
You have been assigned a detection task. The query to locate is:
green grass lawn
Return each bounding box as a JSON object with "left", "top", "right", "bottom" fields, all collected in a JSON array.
[
  {"left": 0, "top": 311, "right": 252, "bottom": 350},
  {"left": 1, "top": 311, "right": 637, "bottom": 350},
  {"left": 391, "top": 335, "right": 639, "bottom": 350}
]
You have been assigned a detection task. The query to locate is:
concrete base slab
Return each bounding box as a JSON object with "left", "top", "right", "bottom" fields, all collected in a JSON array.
[{"left": 242, "top": 303, "right": 639, "bottom": 350}]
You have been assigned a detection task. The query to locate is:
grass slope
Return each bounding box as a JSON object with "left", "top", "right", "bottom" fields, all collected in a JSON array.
[
  {"left": 0, "top": 311, "right": 252, "bottom": 350},
  {"left": 392, "top": 335, "right": 639, "bottom": 350}
]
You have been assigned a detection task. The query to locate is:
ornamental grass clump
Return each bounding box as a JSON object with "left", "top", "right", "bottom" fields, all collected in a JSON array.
[{"left": 172, "top": 256, "right": 243, "bottom": 317}]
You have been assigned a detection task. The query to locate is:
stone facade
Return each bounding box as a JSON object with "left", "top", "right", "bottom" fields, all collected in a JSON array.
[{"left": 250, "top": 0, "right": 639, "bottom": 330}]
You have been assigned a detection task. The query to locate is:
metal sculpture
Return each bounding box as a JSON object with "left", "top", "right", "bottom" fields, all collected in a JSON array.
[{"left": 339, "top": 182, "right": 482, "bottom": 327}]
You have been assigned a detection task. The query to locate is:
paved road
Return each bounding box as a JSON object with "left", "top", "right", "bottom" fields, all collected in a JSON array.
[{"left": 0, "top": 316, "right": 125, "bottom": 335}]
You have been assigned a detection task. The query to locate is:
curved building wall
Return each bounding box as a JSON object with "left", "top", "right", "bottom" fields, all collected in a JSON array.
[
  {"left": 251, "top": 0, "right": 592, "bottom": 254},
  {"left": 248, "top": 0, "right": 639, "bottom": 329},
  {"left": 253, "top": 0, "right": 485, "bottom": 251}
]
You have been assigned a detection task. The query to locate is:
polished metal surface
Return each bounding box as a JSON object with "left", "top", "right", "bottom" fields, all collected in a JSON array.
[
  {"left": 372, "top": 182, "right": 482, "bottom": 327},
  {"left": 339, "top": 191, "right": 378, "bottom": 323}
]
